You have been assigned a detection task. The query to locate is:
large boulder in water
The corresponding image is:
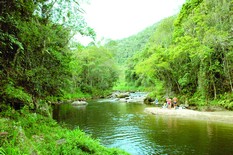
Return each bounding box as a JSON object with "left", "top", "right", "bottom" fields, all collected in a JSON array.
[{"left": 71, "top": 101, "right": 88, "bottom": 106}]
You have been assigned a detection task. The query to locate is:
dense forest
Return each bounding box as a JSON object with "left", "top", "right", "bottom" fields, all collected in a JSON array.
[
  {"left": 0, "top": 0, "right": 119, "bottom": 112},
  {"left": 2, "top": 0, "right": 232, "bottom": 111},
  {"left": 110, "top": 0, "right": 233, "bottom": 109},
  {"left": 104, "top": 23, "right": 157, "bottom": 64},
  {"left": 0, "top": 0, "right": 127, "bottom": 154},
  {"left": 0, "top": 0, "right": 233, "bottom": 154}
]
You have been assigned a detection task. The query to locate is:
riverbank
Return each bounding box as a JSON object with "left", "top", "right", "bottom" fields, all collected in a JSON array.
[
  {"left": 145, "top": 107, "right": 233, "bottom": 124},
  {"left": 0, "top": 108, "right": 129, "bottom": 155}
]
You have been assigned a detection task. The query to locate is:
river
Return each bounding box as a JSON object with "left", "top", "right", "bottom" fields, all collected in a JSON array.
[{"left": 53, "top": 100, "right": 233, "bottom": 155}]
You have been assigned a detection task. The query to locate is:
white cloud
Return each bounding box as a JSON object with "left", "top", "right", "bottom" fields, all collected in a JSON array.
[{"left": 81, "top": 0, "right": 186, "bottom": 41}]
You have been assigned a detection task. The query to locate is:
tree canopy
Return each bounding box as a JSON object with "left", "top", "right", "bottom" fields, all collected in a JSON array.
[
  {"left": 0, "top": 0, "right": 118, "bottom": 111},
  {"left": 120, "top": 0, "right": 233, "bottom": 109}
]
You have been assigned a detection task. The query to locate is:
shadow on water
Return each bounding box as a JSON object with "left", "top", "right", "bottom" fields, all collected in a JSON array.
[{"left": 53, "top": 100, "right": 233, "bottom": 155}]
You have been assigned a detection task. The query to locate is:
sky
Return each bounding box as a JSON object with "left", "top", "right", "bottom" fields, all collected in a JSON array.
[{"left": 79, "top": 0, "right": 186, "bottom": 43}]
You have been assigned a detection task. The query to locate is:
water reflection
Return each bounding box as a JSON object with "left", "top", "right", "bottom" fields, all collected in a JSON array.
[{"left": 53, "top": 100, "right": 233, "bottom": 155}]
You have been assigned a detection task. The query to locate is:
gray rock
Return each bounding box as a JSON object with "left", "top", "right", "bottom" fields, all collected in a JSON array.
[{"left": 71, "top": 101, "right": 88, "bottom": 106}]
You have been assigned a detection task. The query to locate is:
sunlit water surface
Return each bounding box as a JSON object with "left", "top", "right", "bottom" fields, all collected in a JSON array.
[{"left": 53, "top": 100, "right": 233, "bottom": 155}]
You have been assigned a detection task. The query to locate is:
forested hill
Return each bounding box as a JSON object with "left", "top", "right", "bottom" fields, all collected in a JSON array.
[
  {"left": 123, "top": 0, "right": 233, "bottom": 109},
  {"left": 0, "top": 0, "right": 233, "bottom": 111},
  {"left": 104, "top": 23, "right": 157, "bottom": 64}
]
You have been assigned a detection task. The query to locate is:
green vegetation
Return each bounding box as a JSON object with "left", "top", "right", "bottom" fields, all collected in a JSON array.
[
  {"left": 0, "top": 0, "right": 122, "bottom": 154},
  {"left": 104, "top": 24, "right": 157, "bottom": 64},
  {"left": 1, "top": 0, "right": 233, "bottom": 153},
  {"left": 0, "top": 107, "right": 129, "bottom": 155},
  {"left": 118, "top": 0, "right": 233, "bottom": 109},
  {"left": 0, "top": 0, "right": 118, "bottom": 109},
  {"left": 69, "top": 45, "right": 119, "bottom": 97}
]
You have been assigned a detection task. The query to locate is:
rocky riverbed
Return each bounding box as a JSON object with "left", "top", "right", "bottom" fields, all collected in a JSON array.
[{"left": 108, "top": 91, "right": 150, "bottom": 103}]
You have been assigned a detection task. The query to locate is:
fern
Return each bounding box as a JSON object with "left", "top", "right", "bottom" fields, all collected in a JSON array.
[{"left": 0, "top": 148, "right": 6, "bottom": 155}]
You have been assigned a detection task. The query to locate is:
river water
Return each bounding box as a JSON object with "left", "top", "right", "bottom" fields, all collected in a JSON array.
[{"left": 53, "top": 100, "right": 233, "bottom": 155}]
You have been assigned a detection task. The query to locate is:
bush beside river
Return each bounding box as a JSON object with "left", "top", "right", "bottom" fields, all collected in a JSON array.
[{"left": 0, "top": 107, "right": 129, "bottom": 155}]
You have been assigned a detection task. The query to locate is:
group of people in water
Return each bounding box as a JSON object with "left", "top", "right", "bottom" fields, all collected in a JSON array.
[{"left": 155, "top": 97, "right": 178, "bottom": 109}]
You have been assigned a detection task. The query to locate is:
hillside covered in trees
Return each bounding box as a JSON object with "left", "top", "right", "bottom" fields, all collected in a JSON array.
[
  {"left": 1, "top": 0, "right": 232, "bottom": 112},
  {"left": 104, "top": 23, "right": 157, "bottom": 64},
  {"left": 112, "top": 0, "right": 233, "bottom": 109},
  {"left": 1, "top": 0, "right": 233, "bottom": 154}
]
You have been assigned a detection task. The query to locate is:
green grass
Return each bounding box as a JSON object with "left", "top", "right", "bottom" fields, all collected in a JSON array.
[{"left": 0, "top": 107, "right": 129, "bottom": 155}]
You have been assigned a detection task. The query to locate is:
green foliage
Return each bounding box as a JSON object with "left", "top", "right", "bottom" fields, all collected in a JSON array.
[
  {"left": 0, "top": 1, "right": 63, "bottom": 107},
  {"left": 123, "top": 0, "right": 233, "bottom": 108},
  {"left": 218, "top": 93, "right": 233, "bottom": 110},
  {"left": 3, "top": 82, "right": 33, "bottom": 106},
  {"left": 149, "top": 16, "right": 177, "bottom": 47},
  {"left": 0, "top": 108, "right": 129, "bottom": 155},
  {"left": 0, "top": 147, "right": 5, "bottom": 155},
  {"left": 1, "top": 0, "right": 232, "bottom": 111},
  {"left": 149, "top": 80, "right": 166, "bottom": 100},
  {"left": 69, "top": 45, "right": 119, "bottom": 97},
  {"left": 48, "top": 0, "right": 96, "bottom": 38},
  {"left": 0, "top": 0, "right": 99, "bottom": 109},
  {"left": 105, "top": 23, "right": 157, "bottom": 64},
  {"left": 174, "top": 0, "right": 203, "bottom": 27},
  {"left": 61, "top": 90, "right": 91, "bottom": 101},
  {"left": 123, "top": 17, "right": 177, "bottom": 93}
]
